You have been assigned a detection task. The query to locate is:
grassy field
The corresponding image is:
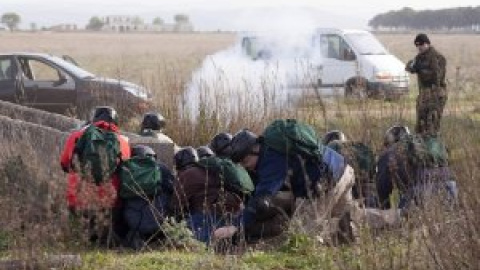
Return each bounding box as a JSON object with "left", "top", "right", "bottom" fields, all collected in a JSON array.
[{"left": 0, "top": 32, "right": 479, "bottom": 269}]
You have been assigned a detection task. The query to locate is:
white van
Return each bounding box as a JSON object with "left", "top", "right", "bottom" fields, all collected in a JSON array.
[{"left": 241, "top": 29, "right": 409, "bottom": 99}]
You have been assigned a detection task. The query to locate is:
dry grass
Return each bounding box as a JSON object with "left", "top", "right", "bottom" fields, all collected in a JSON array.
[{"left": 0, "top": 32, "right": 479, "bottom": 269}]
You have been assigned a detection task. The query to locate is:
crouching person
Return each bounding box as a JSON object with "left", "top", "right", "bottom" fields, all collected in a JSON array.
[
  {"left": 377, "top": 126, "right": 458, "bottom": 214},
  {"left": 119, "top": 145, "right": 174, "bottom": 250},
  {"left": 171, "top": 147, "right": 247, "bottom": 245},
  {"left": 323, "top": 130, "right": 378, "bottom": 207},
  {"left": 60, "top": 106, "right": 131, "bottom": 247},
  {"left": 228, "top": 120, "right": 353, "bottom": 243}
]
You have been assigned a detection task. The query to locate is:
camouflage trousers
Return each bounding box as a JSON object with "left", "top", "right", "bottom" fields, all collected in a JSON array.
[{"left": 416, "top": 86, "right": 447, "bottom": 136}]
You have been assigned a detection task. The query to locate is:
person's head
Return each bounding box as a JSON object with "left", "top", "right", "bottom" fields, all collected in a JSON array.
[
  {"left": 91, "top": 106, "right": 118, "bottom": 125},
  {"left": 174, "top": 146, "right": 199, "bottom": 171},
  {"left": 323, "top": 130, "right": 347, "bottom": 145},
  {"left": 230, "top": 129, "right": 260, "bottom": 171},
  {"left": 141, "top": 112, "right": 166, "bottom": 132},
  {"left": 209, "top": 132, "right": 233, "bottom": 158},
  {"left": 414, "top": 33, "right": 431, "bottom": 53},
  {"left": 197, "top": 146, "right": 215, "bottom": 159},
  {"left": 131, "top": 145, "right": 157, "bottom": 161},
  {"left": 384, "top": 125, "right": 411, "bottom": 148}
]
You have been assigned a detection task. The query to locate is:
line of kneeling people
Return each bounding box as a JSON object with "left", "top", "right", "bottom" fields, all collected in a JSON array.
[{"left": 60, "top": 106, "right": 459, "bottom": 250}]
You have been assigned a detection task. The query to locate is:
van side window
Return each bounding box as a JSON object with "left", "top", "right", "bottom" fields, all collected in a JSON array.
[
  {"left": 320, "top": 35, "right": 355, "bottom": 61},
  {"left": 0, "top": 57, "right": 14, "bottom": 81}
]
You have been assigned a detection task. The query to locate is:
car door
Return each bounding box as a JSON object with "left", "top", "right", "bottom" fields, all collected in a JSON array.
[
  {"left": 317, "top": 34, "right": 357, "bottom": 87},
  {"left": 17, "top": 56, "right": 76, "bottom": 114},
  {"left": 0, "top": 55, "right": 20, "bottom": 103}
]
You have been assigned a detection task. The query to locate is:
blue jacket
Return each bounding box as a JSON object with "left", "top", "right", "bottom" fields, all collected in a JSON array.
[{"left": 243, "top": 144, "right": 344, "bottom": 225}]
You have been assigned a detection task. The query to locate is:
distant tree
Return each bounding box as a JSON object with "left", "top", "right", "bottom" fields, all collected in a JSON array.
[
  {"left": 369, "top": 6, "right": 480, "bottom": 31},
  {"left": 86, "top": 16, "right": 104, "bottom": 31},
  {"left": 174, "top": 14, "right": 189, "bottom": 23},
  {"left": 153, "top": 17, "right": 164, "bottom": 25},
  {"left": 1, "top": 12, "right": 21, "bottom": 31}
]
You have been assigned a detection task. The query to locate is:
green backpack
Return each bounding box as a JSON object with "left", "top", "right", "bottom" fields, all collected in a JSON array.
[
  {"left": 402, "top": 135, "right": 449, "bottom": 168},
  {"left": 328, "top": 141, "right": 375, "bottom": 177},
  {"left": 262, "top": 119, "right": 322, "bottom": 161},
  {"left": 197, "top": 156, "right": 254, "bottom": 196},
  {"left": 74, "top": 124, "right": 121, "bottom": 185},
  {"left": 119, "top": 156, "right": 161, "bottom": 199}
]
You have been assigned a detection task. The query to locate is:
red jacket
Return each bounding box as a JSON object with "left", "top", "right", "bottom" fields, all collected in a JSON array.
[{"left": 60, "top": 121, "right": 131, "bottom": 210}]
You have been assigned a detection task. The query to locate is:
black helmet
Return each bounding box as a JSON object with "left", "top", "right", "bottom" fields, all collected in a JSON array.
[
  {"left": 131, "top": 145, "right": 157, "bottom": 160},
  {"left": 197, "top": 146, "right": 215, "bottom": 159},
  {"left": 384, "top": 126, "right": 411, "bottom": 147},
  {"left": 209, "top": 132, "right": 233, "bottom": 157},
  {"left": 230, "top": 129, "right": 258, "bottom": 163},
  {"left": 141, "top": 112, "right": 166, "bottom": 131},
  {"left": 174, "top": 146, "right": 199, "bottom": 170},
  {"left": 323, "top": 130, "right": 347, "bottom": 145},
  {"left": 91, "top": 106, "right": 118, "bottom": 125}
]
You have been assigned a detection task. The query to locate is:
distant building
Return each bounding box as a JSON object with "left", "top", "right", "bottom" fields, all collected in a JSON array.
[
  {"left": 49, "top": 24, "right": 78, "bottom": 32},
  {"left": 101, "top": 15, "right": 193, "bottom": 32}
]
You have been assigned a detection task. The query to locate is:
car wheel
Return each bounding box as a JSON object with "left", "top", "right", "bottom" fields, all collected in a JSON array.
[{"left": 345, "top": 78, "right": 368, "bottom": 99}]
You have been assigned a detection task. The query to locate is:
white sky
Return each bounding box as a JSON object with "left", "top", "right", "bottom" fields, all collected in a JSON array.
[{"left": 2, "top": 0, "right": 479, "bottom": 30}]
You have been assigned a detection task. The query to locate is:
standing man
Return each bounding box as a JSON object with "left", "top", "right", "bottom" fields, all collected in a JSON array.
[{"left": 406, "top": 33, "right": 447, "bottom": 136}]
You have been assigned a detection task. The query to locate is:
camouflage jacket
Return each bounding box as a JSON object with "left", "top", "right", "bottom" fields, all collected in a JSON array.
[{"left": 409, "top": 47, "right": 446, "bottom": 89}]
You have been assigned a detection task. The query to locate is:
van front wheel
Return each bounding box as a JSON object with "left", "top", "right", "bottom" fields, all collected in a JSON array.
[{"left": 345, "top": 78, "right": 368, "bottom": 99}]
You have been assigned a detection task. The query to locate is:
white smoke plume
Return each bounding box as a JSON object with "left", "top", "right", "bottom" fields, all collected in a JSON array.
[{"left": 181, "top": 9, "right": 325, "bottom": 123}]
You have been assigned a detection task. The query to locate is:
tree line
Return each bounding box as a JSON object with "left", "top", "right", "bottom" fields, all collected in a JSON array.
[{"left": 369, "top": 6, "right": 480, "bottom": 31}]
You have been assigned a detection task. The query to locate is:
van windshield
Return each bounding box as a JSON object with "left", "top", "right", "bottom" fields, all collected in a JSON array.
[{"left": 345, "top": 33, "right": 388, "bottom": 55}]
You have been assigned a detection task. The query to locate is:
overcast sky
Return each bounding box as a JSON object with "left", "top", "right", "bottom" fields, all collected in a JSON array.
[{"left": 2, "top": 0, "right": 479, "bottom": 30}]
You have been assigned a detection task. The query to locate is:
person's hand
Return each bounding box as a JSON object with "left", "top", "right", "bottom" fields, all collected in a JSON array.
[
  {"left": 213, "top": 226, "right": 238, "bottom": 240},
  {"left": 405, "top": 60, "right": 416, "bottom": 73}
]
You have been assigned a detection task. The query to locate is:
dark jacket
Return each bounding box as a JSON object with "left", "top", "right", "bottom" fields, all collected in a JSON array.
[
  {"left": 376, "top": 142, "right": 456, "bottom": 209},
  {"left": 408, "top": 46, "right": 446, "bottom": 89},
  {"left": 171, "top": 166, "right": 242, "bottom": 217}
]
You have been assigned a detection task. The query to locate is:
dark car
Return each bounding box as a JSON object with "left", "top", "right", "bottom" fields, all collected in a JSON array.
[{"left": 0, "top": 52, "right": 151, "bottom": 120}]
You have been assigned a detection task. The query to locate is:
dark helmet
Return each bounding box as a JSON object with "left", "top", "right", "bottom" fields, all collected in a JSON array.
[
  {"left": 174, "top": 147, "right": 199, "bottom": 170},
  {"left": 230, "top": 129, "right": 258, "bottom": 163},
  {"left": 197, "top": 146, "right": 215, "bottom": 159},
  {"left": 209, "top": 132, "right": 233, "bottom": 157},
  {"left": 384, "top": 125, "right": 411, "bottom": 147},
  {"left": 323, "top": 130, "right": 347, "bottom": 145},
  {"left": 91, "top": 106, "right": 118, "bottom": 125},
  {"left": 131, "top": 145, "right": 157, "bottom": 160},
  {"left": 141, "top": 112, "right": 166, "bottom": 131}
]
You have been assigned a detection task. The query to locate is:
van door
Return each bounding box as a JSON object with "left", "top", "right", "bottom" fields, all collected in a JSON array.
[
  {"left": 17, "top": 56, "right": 76, "bottom": 114},
  {"left": 317, "top": 34, "right": 357, "bottom": 87},
  {"left": 0, "top": 56, "right": 19, "bottom": 103}
]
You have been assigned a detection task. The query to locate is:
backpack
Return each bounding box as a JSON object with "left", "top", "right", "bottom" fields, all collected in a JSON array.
[
  {"left": 119, "top": 156, "right": 162, "bottom": 199},
  {"left": 402, "top": 135, "right": 448, "bottom": 168},
  {"left": 197, "top": 156, "right": 254, "bottom": 196},
  {"left": 262, "top": 119, "right": 346, "bottom": 182},
  {"left": 328, "top": 141, "right": 375, "bottom": 178},
  {"left": 262, "top": 119, "right": 321, "bottom": 160},
  {"left": 74, "top": 124, "right": 121, "bottom": 185}
]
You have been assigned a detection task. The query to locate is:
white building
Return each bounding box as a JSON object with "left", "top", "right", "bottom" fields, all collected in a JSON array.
[{"left": 101, "top": 15, "right": 193, "bottom": 32}]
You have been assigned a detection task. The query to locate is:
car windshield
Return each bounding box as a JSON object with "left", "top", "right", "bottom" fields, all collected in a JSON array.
[
  {"left": 47, "top": 56, "right": 95, "bottom": 79},
  {"left": 345, "top": 32, "right": 388, "bottom": 55}
]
